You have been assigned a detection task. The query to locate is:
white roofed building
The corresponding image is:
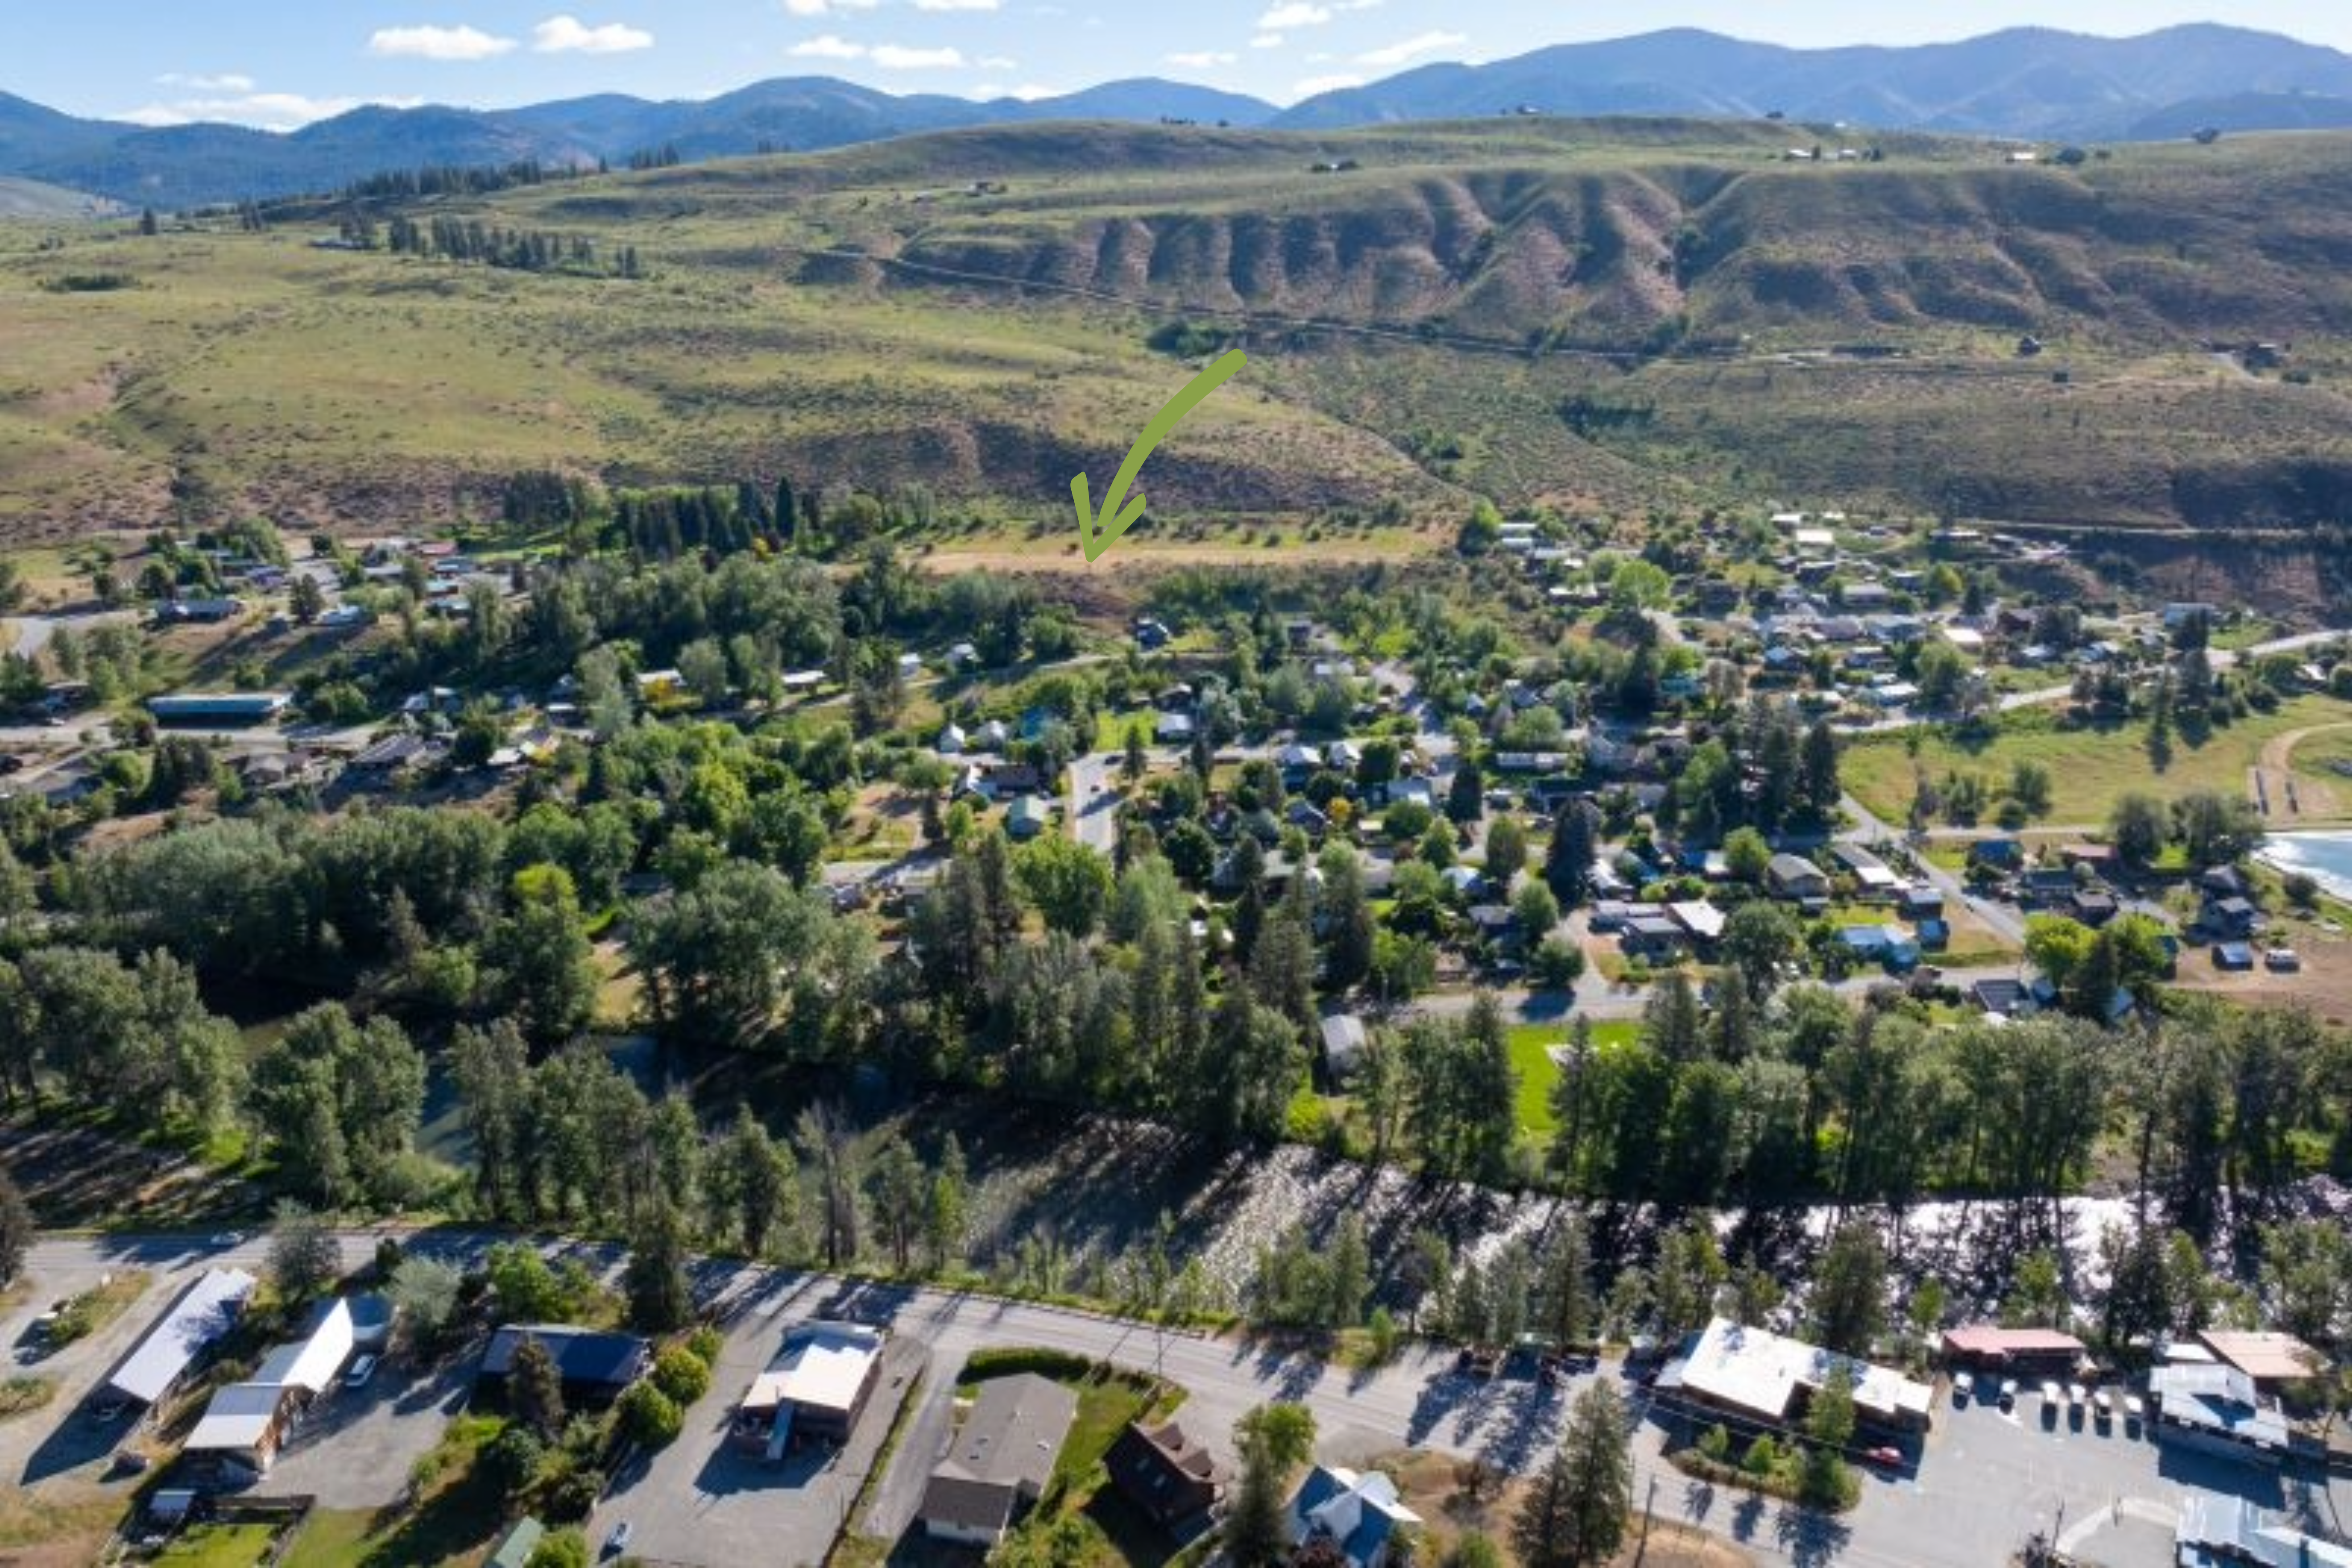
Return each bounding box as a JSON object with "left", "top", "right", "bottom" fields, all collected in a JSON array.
[
  {"left": 1658, "top": 1317, "right": 1933, "bottom": 1434},
  {"left": 734, "top": 1321, "right": 887, "bottom": 1457}
]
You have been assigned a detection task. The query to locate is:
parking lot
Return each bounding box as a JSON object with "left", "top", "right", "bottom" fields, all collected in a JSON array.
[
  {"left": 591, "top": 1276, "right": 929, "bottom": 1568},
  {"left": 256, "top": 1352, "right": 475, "bottom": 1509}
]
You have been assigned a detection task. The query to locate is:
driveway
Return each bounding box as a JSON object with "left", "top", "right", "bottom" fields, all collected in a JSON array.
[{"left": 257, "top": 1353, "right": 477, "bottom": 1509}]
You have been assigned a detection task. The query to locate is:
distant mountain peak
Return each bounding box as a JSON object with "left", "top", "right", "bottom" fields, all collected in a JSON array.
[{"left": 4, "top": 24, "right": 2350, "bottom": 208}]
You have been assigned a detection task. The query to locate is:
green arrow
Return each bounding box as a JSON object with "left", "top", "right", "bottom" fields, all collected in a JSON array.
[{"left": 1072, "top": 348, "right": 1248, "bottom": 563}]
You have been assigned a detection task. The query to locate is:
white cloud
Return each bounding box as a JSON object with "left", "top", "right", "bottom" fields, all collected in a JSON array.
[
  {"left": 789, "top": 33, "right": 867, "bottom": 57},
  {"left": 914, "top": 0, "right": 1000, "bottom": 9},
  {"left": 157, "top": 72, "right": 257, "bottom": 92},
  {"left": 1288, "top": 72, "right": 1362, "bottom": 98},
  {"left": 1166, "top": 50, "right": 1237, "bottom": 68},
  {"left": 532, "top": 15, "right": 654, "bottom": 53},
  {"left": 120, "top": 89, "right": 423, "bottom": 131},
  {"left": 783, "top": 0, "right": 878, "bottom": 12},
  {"left": 367, "top": 24, "right": 517, "bottom": 60},
  {"left": 1251, "top": 32, "right": 1283, "bottom": 48},
  {"left": 1259, "top": 3, "right": 1328, "bottom": 26},
  {"left": 871, "top": 43, "right": 966, "bottom": 67},
  {"left": 977, "top": 53, "right": 1018, "bottom": 68},
  {"left": 1355, "top": 29, "right": 1464, "bottom": 66}
]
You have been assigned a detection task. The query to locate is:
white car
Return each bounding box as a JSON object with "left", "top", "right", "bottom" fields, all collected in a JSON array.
[
  {"left": 1951, "top": 1371, "right": 1974, "bottom": 1403},
  {"left": 344, "top": 1354, "right": 379, "bottom": 1390}
]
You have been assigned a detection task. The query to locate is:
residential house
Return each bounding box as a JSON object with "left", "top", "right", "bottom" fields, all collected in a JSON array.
[
  {"left": 1668, "top": 900, "right": 1727, "bottom": 947},
  {"left": 2017, "top": 869, "right": 2082, "bottom": 909},
  {"left": 1320, "top": 1015, "right": 1369, "bottom": 1080},
  {"left": 1831, "top": 845, "right": 1901, "bottom": 897},
  {"left": 1292, "top": 1466, "right": 1423, "bottom": 1568},
  {"left": 936, "top": 723, "right": 969, "bottom": 756},
  {"left": 2071, "top": 888, "right": 2120, "bottom": 926},
  {"left": 1155, "top": 711, "right": 1196, "bottom": 744},
  {"left": 183, "top": 1297, "right": 358, "bottom": 1477},
  {"left": 1006, "top": 796, "right": 1055, "bottom": 841},
  {"left": 478, "top": 1326, "right": 650, "bottom": 1411},
  {"left": 1621, "top": 916, "right": 1688, "bottom": 962},
  {"left": 1766, "top": 854, "right": 1830, "bottom": 902},
  {"left": 920, "top": 1374, "right": 1078, "bottom": 1546},
  {"left": 1107, "top": 1420, "right": 1228, "bottom": 1542},
  {"left": 2203, "top": 898, "right": 2262, "bottom": 940},
  {"left": 1133, "top": 619, "right": 1172, "bottom": 650}
]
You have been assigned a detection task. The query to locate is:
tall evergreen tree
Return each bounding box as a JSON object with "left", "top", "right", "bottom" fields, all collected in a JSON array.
[
  {"left": 1513, "top": 1381, "right": 1630, "bottom": 1568},
  {"left": 1545, "top": 799, "right": 1600, "bottom": 906}
]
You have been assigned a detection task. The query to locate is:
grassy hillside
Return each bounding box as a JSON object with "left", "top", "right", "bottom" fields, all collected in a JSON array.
[
  {"left": 2, "top": 117, "right": 2349, "bottom": 547},
  {"left": 0, "top": 175, "right": 114, "bottom": 219}
]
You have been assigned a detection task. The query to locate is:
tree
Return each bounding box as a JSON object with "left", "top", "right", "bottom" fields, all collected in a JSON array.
[
  {"left": 481, "top": 1424, "right": 546, "bottom": 1501},
  {"left": 486, "top": 865, "right": 599, "bottom": 1047},
  {"left": 1015, "top": 833, "right": 1113, "bottom": 938},
  {"left": 1545, "top": 799, "right": 1600, "bottom": 906},
  {"left": 509, "top": 1333, "right": 567, "bottom": 1439},
  {"left": 1237, "top": 1401, "right": 1318, "bottom": 1473},
  {"left": 525, "top": 1531, "right": 590, "bottom": 1568},
  {"left": 625, "top": 1201, "right": 693, "bottom": 1333},
  {"left": 1484, "top": 816, "right": 1528, "bottom": 886},
  {"left": 796, "top": 1104, "right": 861, "bottom": 1268},
  {"left": 0, "top": 1164, "right": 30, "bottom": 1286},
  {"left": 1720, "top": 901, "right": 1802, "bottom": 1002},
  {"left": 1810, "top": 1220, "right": 1888, "bottom": 1357},
  {"left": 1227, "top": 1403, "right": 1317, "bottom": 1568},
  {"left": 2109, "top": 792, "right": 2169, "bottom": 869},
  {"left": 388, "top": 1256, "right": 462, "bottom": 1345},
  {"left": 616, "top": 1379, "right": 684, "bottom": 1448},
  {"left": 1723, "top": 826, "right": 1772, "bottom": 885},
  {"left": 2172, "top": 790, "right": 2261, "bottom": 869},
  {"left": 867, "top": 1134, "right": 928, "bottom": 1273},
  {"left": 268, "top": 1200, "right": 340, "bottom": 1302},
  {"left": 1513, "top": 1380, "right": 1629, "bottom": 1568},
  {"left": 139, "top": 206, "right": 159, "bottom": 236},
  {"left": 1800, "top": 1364, "right": 1857, "bottom": 1508}
]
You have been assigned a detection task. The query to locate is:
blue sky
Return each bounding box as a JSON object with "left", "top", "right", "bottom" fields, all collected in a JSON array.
[{"left": 11, "top": 1, "right": 2348, "bottom": 129}]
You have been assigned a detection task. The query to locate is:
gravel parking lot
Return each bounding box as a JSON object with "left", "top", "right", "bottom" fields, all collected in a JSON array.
[
  {"left": 257, "top": 1353, "right": 475, "bottom": 1509},
  {"left": 592, "top": 1278, "right": 928, "bottom": 1568}
]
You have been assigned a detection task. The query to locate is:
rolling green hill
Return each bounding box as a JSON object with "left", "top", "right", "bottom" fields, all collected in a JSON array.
[{"left": 3, "top": 117, "right": 2349, "bottom": 583}]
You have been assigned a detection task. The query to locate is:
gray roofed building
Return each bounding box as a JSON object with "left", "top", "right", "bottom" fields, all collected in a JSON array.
[
  {"left": 920, "top": 1374, "right": 1079, "bottom": 1546},
  {"left": 103, "top": 1267, "right": 257, "bottom": 1412},
  {"left": 1321, "top": 1014, "right": 1369, "bottom": 1078}
]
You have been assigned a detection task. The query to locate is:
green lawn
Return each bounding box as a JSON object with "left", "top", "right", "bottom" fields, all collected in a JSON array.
[
  {"left": 277, "top": 1510, "right": 369, "bottom": 1568},
  {"left": 1843, "top": 695, "right": 2352, "bottom": 826},
  {"left": 156, "top": 1524, "right": 280, "bottom": 1568},
  {"left": 1507, "top": 1020, "right": 1640, "bottom": 1136},
  {"left": 277, "top": 1414, "right": 508, "bottom": 1568}
]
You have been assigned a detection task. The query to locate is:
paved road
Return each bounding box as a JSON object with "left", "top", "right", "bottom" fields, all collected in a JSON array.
[
  {"left": 1068, "top": 751, "right": 1121, "bottom": 857},
  {"left": 32, "top": 1230, "right": 2337, "bottom": 1568},
  {"left": 1841, "top": 792, "right": 2030, "bottom": 947}
]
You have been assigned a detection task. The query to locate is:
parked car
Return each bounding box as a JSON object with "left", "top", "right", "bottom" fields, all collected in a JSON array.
[
  {"left": 208, "top": 1231, "right": 246, "bottom": 1249},
  {"left": 1998, "top": 1379, "right": 2019, "bottom": 1411},
  {"left": 603, "top": 1521, "right": 634, "bottom": 1558},
  {"left": 1862, "top": 1445, "right": 1904, "bottom": 1470},
  {"left": 344, "top": 1354, "right": 379, "bottom": 1390},
  {"left": 1951, "top": 1371, "right": 1974, "bottom": 1404},
  {"left": 2092, "top": 1390, "right": 2114, "bottom": 1427}
]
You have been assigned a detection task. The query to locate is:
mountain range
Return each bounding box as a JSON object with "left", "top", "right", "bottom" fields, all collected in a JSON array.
[{"left": 7, "top": 23, "right": 2352, "bottom": 209}]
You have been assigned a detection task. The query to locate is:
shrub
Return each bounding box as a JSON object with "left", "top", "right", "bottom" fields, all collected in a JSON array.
[
  {"left": 652, "top": 1344, "right": 712, "bottom": 1406},
  {"left": 525, "top": 1530, "right": 590, "bottom": 1568},
  {"left": 1698, "top": 1423, "right": 1731, "bottom": 1462},
  {"left": 684, "top": 1326, "right": 725, "bottom": 1367},
  {"left": 616, "top": 1381, "right": 683, "bottom": 1450},
  {"left": 1741, "top": 1434, "right": 1780, "bottom": 1475}
]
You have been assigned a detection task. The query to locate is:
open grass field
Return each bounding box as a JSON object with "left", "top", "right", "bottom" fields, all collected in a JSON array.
[
  {"left": 1842, "top": 694, "right": 2352, "bottom": 827},
  {"left": 1508, "top": 1020, "right": 1641, "bottom": 1137},
  {"left": 5, "top": 119, "right": 2351, "bottom": 555}
]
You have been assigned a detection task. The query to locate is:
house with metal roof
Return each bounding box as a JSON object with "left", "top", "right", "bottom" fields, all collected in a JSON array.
[
  {"left": 1291, "top": 1465, "right": 1422, "bottom": 1568},
  {"left": 100, "top": 1268, "right": 257, "bottom": 1418},
  {"left": 2176, "top": 1495, "right": 2352, "bottom": 1568},
  {"left": 920, "top": 1374, "right": 1078, "bottom": 1546},
  {"left": 2148, "top": 1363, "right": 2291, "bottom": 1465}
]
